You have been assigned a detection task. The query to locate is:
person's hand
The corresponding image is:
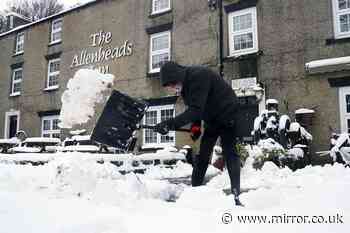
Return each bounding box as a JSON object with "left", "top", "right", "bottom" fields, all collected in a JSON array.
[
  {"left": 154, "top": 121, "right": 170, "bottom": 135},
  {"left": 190, "top": 123, "right": 201, "bottom": 141}
]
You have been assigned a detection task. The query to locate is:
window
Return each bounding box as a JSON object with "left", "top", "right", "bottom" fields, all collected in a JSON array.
[
  {"left": 333, "top": 0, "right": 350, "bottom": 38},
  {"left": 15, "top": 32, "right": 24, "bottom": 54},
  {"left": 152, "top": 0, "right": 171, "bottom": 14},
  {"left": 339, "top": 86, "right": 350, "bottom": 133},
  {"left": 41, "top": 115, "right": 60, "bottom": 138},
  {"left": 143, "top": 105, "right": 175, "bottom": 147},
  {"left": 10, "top": 68, "right": 23, "bottom": 96},
  {"left": 50, "top": 18, "right": 62, "bottom": 44},
  {"left": 46, "top": 58, "right": 60, "bottom": 89},
  {"left": 228, "top": 7, "right": 258, "bottom": 57},
  {"left": 149, "top": 31, "right": 171, "bottom": 73}
]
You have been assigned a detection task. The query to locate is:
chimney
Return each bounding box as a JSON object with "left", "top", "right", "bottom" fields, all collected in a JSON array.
[{"left": 6, "top": 12, "right": 31, "bottom": 31}]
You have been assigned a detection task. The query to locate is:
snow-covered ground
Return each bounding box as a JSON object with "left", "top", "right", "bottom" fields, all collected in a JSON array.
[{"left": 0, "top": 153, "right": 349, "bottom": 233}]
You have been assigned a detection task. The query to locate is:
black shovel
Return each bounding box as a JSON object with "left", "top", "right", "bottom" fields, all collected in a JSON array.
[{"left": 91, "top": 90, "right": 190, "bottom": 152}]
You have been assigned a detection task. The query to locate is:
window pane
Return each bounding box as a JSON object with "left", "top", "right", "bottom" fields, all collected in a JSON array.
[
  {"left": 43, "top": 120, "right": 51, "bottom": 130},
  {"left": 13, "top": 83, "right": 21, "bottom": 93},
  {"left": 49, "top": 75, "right": 59, "bottom": 87},
  {"left": 161, "top": 109, "right": 173, "bottom": 121},
  {"left": 145, "top": 111, "right": 157, "bottom": 144},
  {"left": 153, "top": 0, "right": 169, "bottom": 12},
  {"left": 346, "top": 95, "right": 350, "bottom": 113},
  {"left": 340, "top": 14, "right": 350, "bottom": 32},
  {"left": 233, "top": 13, "right": 252, "bottom": 32},
  {"left": 14, "top": 70, "right": 22, "bottom": 80},
  {"left": 52, "top": 119, "right": 59, "bottom": 130},
  {"left": 52, "top": 32, "right": 61, "bottom": 42},
  {"left": 43, "top": 134, "right": 50, "bottom": 138},
  {"left": 233, "top": 33, "right": 253, "bottom": 50},
  {"left": 152, "top": 53, "right": 169, "bottom": 70},
  {"left": 50, "top": 60, "right": 60, "bottom": 72},
  {"left": 16, "top": 34, "right": 24, "bottom": 52},
  {"left": 53, "top": 133, "right": 61, "bottom": 139},
  {"left": 53, "top": 20, "right": 62, "bottom": 30},
  {"left": 339, "top": 0, "right": 350, "bottom": 10},
  {"left": 160, "top": 109, "right": 174, "bottom": 143},
  {"left": 160, "top": 134, "right": 174, "bottom": 143},
  {"left": 152, "top": 34, "right": 169, "bottom": 51}
]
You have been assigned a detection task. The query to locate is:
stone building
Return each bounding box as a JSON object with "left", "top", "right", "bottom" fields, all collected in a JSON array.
[{"left": 0, "top": 0, "right": 349, "bottom": 158}]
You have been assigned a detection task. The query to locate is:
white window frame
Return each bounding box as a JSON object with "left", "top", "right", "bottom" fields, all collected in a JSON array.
[
  {"left": 339, "top": 86, "right": 350, "bottom": 133},
  {"left": 41, "top": 115, "right": 61, "bottom": 138},
  {"left": 10, "top": 68, "right": 23, "bottom": 96},
  {"left": 46, "top": 58, "right": 60, "bottom": 90},
  {"left": 152, "top": 0, "right": 171, "bottom": 15},
  {"left": 142, "top": 104, "right": 175, "bottom": 148},
  {"left": 332, "top": 0, "right": 350, "bottom": 39},
  {"left": 50, "top": 18, "right": 62, "bottom": 44},
  {"left": 15, "top": 32, "right": 24, "bottom": 55},
  {"left": 149, "top": 31, "right": 171, "bottom": 73},
  {"left": 228, "top": 7, "right": 258, "bottom": 57},
  {"left": 4, "top": 110, "right": 20, "bottom": 139}
]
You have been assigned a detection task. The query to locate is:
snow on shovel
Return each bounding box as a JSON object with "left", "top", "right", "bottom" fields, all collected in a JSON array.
[{"left": 59, "top": 69, "right": 115, "bottom": 129}]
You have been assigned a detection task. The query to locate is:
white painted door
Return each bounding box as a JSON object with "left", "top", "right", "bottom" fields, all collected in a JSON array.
[{"left": 339, "top": 86, "right": 350, "bottom": 133}]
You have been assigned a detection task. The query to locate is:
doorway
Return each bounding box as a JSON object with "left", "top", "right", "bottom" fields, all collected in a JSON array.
[{"left": 4, "top": 111, "right": 20, "bottom": 138}]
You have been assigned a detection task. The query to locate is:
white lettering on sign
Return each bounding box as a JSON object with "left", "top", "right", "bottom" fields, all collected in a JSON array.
[{"left": 70, "top": 30, "right": 134, "bottom": 70}]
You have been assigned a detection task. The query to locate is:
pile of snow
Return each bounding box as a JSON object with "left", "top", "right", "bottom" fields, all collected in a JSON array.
[
  {"left": 59, "top": 69, "right": 115, "bottom": 128},
  {"left": 330, "top": 133, "right": 350, "bottom": 164},
  {"left": 0, "top": 151, "right": 349, "bottom": 232}
]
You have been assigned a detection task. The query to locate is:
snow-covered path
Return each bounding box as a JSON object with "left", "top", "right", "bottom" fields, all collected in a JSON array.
[{"left": 0, "top": 154, "right": 349, "bottom": 233}]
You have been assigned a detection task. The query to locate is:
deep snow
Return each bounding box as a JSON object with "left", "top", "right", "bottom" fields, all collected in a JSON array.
[{"left": 0, "top": 153, "right": 349, "bottom": 233}]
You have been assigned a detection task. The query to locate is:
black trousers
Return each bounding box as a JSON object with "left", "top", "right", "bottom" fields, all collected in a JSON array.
[{"left": 191, "top": 124, "right": 241, "bottom": 196}]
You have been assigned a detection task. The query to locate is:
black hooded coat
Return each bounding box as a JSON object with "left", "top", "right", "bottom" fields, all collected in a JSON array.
[{"left": 160, "top": 62, "right": 239, "bottom": 129}]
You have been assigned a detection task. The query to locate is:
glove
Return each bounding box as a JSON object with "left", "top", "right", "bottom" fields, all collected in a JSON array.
[
  {"left": 190, "top": 122, "right": 202, "bottom": 141},
  {"left": 154, "top": 121, "right": 170, "bottom": 135}
]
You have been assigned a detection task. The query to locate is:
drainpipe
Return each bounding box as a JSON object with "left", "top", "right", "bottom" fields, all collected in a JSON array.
[{"left": 218, "top": 0, "right": 224, "bottom": 77}]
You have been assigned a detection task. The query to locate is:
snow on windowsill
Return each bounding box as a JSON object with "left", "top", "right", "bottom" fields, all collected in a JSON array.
[
  {"left": 13, "top": 51, "right": 24, "bottom": 56},
  {"left": 43, "top": 86, "right": 59, "bottom": 91},
  {"left": 295, "top": 108, "right": 315, "bottom": 114},
  {"left": 305, "top": 56, "right": 350, "bottom": 69},
  {"left": 150, "top": 8, "right": 171, "bottom": 16},
  {"left": 228, "top": 48, "right": 259, "bottom": 59},
  {"left": 9, "top": 92, "right": 21, "bottom": 97},
  {"left": 48, "top": 40, "right": 62, "bottom": 46}
]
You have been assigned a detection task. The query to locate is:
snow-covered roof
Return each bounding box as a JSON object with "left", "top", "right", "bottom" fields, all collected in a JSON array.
[
  {"left": 305, "top": 56, "right": 350, "bottom": 69},
  {"left": 5, "top": 11, "right": 32, "bottom": 22},
  {"left": 0, "top": 0, "right": 97, "bottom": 38},
  {"left": 295, "top": 108, "right": 315, "bottom": 114}
]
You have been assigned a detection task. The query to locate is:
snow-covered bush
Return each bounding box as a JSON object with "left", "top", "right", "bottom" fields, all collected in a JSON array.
[
  {"left": 330, "top": 133, "right": 350, "bottom": 166},
  {"left": 251, "top": 99, "right": 313, "bottom": 170}
]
